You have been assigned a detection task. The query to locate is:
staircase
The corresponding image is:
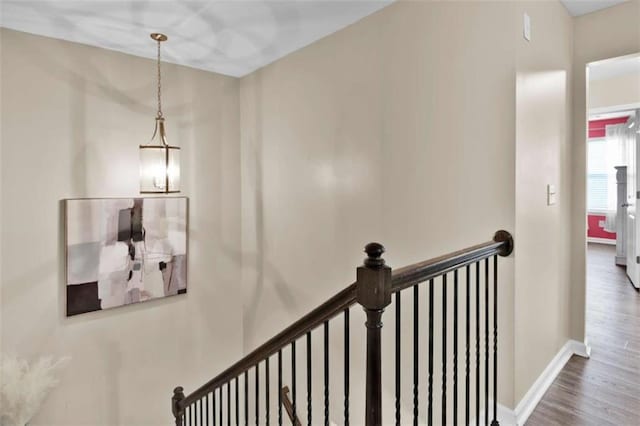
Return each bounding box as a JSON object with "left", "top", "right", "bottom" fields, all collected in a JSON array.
[{"left": 171, "top": 231, "right": 513, "bottom": 425}]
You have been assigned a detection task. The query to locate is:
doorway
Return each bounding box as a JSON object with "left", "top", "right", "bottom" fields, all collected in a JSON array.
[{"left": 586, "top": 53, "right": 640, "bottom": 289}]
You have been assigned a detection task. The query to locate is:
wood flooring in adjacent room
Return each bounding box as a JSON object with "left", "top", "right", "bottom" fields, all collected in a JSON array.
[{"left": 526, "top": 243, "right": 640, "bottom": 426}]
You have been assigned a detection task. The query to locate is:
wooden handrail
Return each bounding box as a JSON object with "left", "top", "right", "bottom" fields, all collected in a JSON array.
[
  {"left": 180, "top": 283, "right": 357, "bottom": 408},
  {"left": 176, "top": 230, "right": 513, "bottom": 410},
  {"left": 281, "top": 386, "right": 302, "bottom": 426},
  {"left": 391, "top": 229, "right": 513, "bottom": 293}
]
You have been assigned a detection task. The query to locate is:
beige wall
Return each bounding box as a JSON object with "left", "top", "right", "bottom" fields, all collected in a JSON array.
[
  {"left": 0, "top": 24, "right": 3, "bottom": 362},
  {"left": 589, "top": 71, "right": 640, "bottom": 110},
  {"left": 571, "top": 0, "right": 640, "bottom": 343},
  {"left": 0, "top": 29, "right": 243, "bottom": 425},
  {"left": 240, "top": 2, "right": 517, "bottom": 419},
  {"left": 240, "top": 0, "right": 572, "bottom": 419},
  {"left": 513, "top": 1, "right": 574, "bottom": 402},
  {"left": 0, "top": 26, "right": 3, "bottom": 363}
]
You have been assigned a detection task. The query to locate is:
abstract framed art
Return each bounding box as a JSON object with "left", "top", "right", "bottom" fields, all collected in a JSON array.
[{"left": 64, "top": 197, "right": 188, "bottom": 316}]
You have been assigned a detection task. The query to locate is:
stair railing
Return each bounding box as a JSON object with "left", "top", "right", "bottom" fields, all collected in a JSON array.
[{"left": 172, "top": 230, "right": 513, "bottom": 426}]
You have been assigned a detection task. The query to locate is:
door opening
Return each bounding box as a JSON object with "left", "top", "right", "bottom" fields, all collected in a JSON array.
[{"left": 586, "top": 53, "right": 640, "bottom": 290}]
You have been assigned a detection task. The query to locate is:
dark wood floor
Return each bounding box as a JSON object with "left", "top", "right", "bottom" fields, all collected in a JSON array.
[{"left": 526, "top": 243, "right": 640, "bottom": 425}]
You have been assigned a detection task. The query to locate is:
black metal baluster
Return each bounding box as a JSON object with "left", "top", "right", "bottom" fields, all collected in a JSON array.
[
  {"left": 219, "top": 387, "right": 223, "bottom": 426},
  {"left": 189, "top": 404, "right": 193, "bottom": 426},
  {"left": 236, "top": 377, "right": 239, "bottom": 426},
  {"left": 442, "top": 274, "right": 448, "bottom": 426},
  {"left": 454, "top": 269, "right": 459, "bottom": 426},
  {"left": 485, "top": 258, "right": 489, "bottom": 426},
  {"left": 266, "top": 358, "right": 270, "bottom": 426},
  {"left": 255, "top": 363, "right": 260, "bottom": 426},
  {"left": 200, "top": 397, "right": 203, "bottom": 426},
  {"left": 428, "top": 279, "right": 434, "bottom": 426},
  {"left": 225, "top": 383, "right": 230, "bottom": 426},
  {"left": 213, "top": 387, "right": 217, "bottom": 426},
  {"left": 278, "top": 350, "right": 283, "bottom": 426},
  {"left": 324, "top": 320, "right": 329, "bottom": 426},
  {"left": 292, "top": 341, "right": 297, "bottom": 422},
  {"left": 206, "top": 393, "right": 209, "bottom": 426},
  {"left": 413, "top": 285, "right": 419, "bottom": 426},
  {"left": 245, "top": 372, "right": 248, "bottom": 426},
  {"left": 491, "top": 255, "right": 499, "bottom": 426},
  {"left": 476, "top": 262, "right": 480, "bottom": 426},
  {"left": 395, "top": 291, "right": 401, "bottom": 426},
  {"left": 307, "top": 331, "right": 312, "bottom": 426},
  {"left": 344, "top": 309, "right": 350, "bottom": 426},
  {"left": 465, "top": 264, "right": 471, "bottom": 426}
]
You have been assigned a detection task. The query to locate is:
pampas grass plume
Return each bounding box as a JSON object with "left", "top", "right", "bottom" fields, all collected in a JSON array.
[{"left": 1, "top": 355, "right": 70, "bottom": 426}]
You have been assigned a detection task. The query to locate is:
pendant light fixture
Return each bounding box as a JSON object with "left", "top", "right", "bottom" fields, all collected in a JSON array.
[{"left": 140, "top": 33, "right": 180, "bottom": 193}]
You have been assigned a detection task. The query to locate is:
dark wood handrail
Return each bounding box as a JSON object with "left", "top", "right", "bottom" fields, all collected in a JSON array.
[
  {"left": 281, "top": 386, "right": 302, "bottom": 426},
  {"left": 391, "top": 229, "right": 513, "bottom": 293},
  {"left": 177, "top": 230, "right": 513, "bottom": 409},
  {"left": 180, "top": 283, "right": 357, "bottom": 407}
]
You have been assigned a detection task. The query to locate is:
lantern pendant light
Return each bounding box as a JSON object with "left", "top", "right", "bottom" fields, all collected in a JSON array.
[{"left": 140, "top": 33, "right": 180, "bottom": 193}]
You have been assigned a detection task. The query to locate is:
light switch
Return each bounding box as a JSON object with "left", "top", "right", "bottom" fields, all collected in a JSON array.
[
  {"left": 524, "top": 13, "right": 531, "bottom": 41},
  {"left": 547, "top": 184, "right": 556, "bottom": 206}
]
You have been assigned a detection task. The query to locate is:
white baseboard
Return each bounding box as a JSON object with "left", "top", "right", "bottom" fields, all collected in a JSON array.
[
  {"left": 568, "top": 339, "right": 591, "bottom": 358},
  {"left": 587, "top": 237, "right": 616, "bottom": 245},
  {"left": 514, "top": 339, "right": 590, "bottom": 425}
]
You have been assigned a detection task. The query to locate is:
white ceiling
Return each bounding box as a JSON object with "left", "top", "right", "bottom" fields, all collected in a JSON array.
[
  {"left": 1, "top": 0, "right": 631, "bottom": 77},
  {"left": 589, "top": 54, "right": 640, "bottom": 80},
  {"left": 0, "top": 0, "right": 392, "bottom": 77},
  {"left": 560, "top": 0, "right": 627, "bottom": 16}
]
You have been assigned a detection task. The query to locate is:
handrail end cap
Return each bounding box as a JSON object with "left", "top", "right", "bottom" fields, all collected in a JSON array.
[{"left": 493, "top": 230, "right": 514, "bottom": 257}]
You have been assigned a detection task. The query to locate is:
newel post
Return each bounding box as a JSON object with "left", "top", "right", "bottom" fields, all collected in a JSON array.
[
  {"left": 172, "top": 386, "right": 185, "bottom": 426},
  {"left": 356, "top": 242, "right": 392, "bottom": 426}
]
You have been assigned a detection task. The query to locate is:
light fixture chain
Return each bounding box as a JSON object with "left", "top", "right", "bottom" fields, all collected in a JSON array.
[{"left": 157, "top": 39, "right": 162, "bottom": 118}]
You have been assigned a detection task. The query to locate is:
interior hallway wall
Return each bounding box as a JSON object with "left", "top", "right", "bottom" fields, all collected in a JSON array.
[
  {"left": 0, "top": 29, "right": 243, "bottom": 425},
  {"left": 570, "top": 0, "right": 640, "bottom": 343},
  {"left": 240, "top": 1, "right": 583, "bottom": 420},
  {"left": 241, "top": 2, "right": 521, "bottom": 422},
  {"left": 589, "top": 71, "right": 640, "bottom": 111},
  {"left": 0, "top": 20, "right": 3, "bottom": 363},
  {"left": 513, "top": 1, "right": 574, "bottom": 403}
]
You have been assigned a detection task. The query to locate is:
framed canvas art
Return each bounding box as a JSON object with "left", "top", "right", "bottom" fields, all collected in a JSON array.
[{"left": 65, "top": 197, "right": 188, "bottom": 316}]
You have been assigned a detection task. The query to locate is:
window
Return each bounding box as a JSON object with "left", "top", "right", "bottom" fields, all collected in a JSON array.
[
  {"left": 587, "top": 120, "right": 632, "bottom": 212},
  {"left": 587, "top": 138, "right": 610, "bottom": 212}
]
